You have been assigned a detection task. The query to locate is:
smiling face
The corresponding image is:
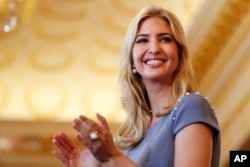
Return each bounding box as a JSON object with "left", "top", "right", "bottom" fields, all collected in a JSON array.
[{"left": 132, "top": 16, "right": 179, "bottom": 84}]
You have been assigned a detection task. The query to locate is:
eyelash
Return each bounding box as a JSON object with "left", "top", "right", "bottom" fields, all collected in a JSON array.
[
  {"left": 160, "top": 37, "right": 172, "bottom": 42},
  {"left": 135, "top": 38, "right": 148, "bottom": 43},
  {"left": 135, "top": 37, "right": 172, "bottom": 44}
]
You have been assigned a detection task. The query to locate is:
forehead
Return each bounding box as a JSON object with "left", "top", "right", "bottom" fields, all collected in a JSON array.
[{"left": 137, "top": 16, "right": 171, "bottom": 34}]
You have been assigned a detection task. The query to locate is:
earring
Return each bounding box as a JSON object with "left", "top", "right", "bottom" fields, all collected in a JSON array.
[{"left": 132, "top": 68, "right": 137, "bottom": 74}]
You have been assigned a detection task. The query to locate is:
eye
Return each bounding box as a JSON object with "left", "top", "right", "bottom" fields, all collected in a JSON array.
[
  {"left": 135, "top": 37, "right": 148, "bottom": 44},
  {"left": 160, "top": 36, "right": 173, "bottom": 43}
]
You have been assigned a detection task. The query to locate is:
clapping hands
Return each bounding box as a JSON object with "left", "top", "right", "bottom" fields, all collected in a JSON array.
[
  {"left": 52, "top": 113, "right": 121, "bottom": 167},
  {"left": 52, "top": 132, "right": 101, "bottom": 167}
]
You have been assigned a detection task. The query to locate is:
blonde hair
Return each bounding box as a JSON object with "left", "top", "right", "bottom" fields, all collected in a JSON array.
[{"left": 115, "top": 4, "right": 198, "bottom": 149}]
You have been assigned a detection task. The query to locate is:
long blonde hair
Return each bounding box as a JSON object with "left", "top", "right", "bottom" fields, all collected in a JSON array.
[{"left": 115, "top": 4, "right": 198, "bottom": 149}]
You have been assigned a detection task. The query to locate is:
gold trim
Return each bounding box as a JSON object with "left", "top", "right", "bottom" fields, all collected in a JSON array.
[
  {"left": 39, "top": 3, "right": 86, "bottom": 21},
  {"left": 85, "top": 52, "right": 118, "bottom": 75},
  {"left": 32, "top": 25, "right": 79, "bottom": 41},
  {"left": 94, "top": 35, "right": 121, "bottom": 54},
  {"left": 192, "top": 0, "right": 250, "bottom": 83},
  {"left": 28, "top": 47, "right": 73, "bottom": 72},
  {"left": 111, "top": 0, "right": 138, "bottom": 17}
]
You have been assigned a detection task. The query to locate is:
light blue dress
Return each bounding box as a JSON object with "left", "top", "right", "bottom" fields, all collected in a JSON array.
[{"left": 122, "top": 93, "right": 220, "bottom": 167}]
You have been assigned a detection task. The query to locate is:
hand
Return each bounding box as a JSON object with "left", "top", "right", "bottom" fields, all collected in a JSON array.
[
  {"left": 73, "top": 113, "right": 121, "bottom": 162},
  {"left": 52, "top": 132, "right": 79, "bottom": 167},
  {"left": 78, "top": 149, "right": 103, "bottom": 167},
  {"left": 52, "top": 132, "right": 101, "bottom": 167}
]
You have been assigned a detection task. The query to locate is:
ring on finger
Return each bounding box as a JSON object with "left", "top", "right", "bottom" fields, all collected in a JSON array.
[{"left": 89, "top": 131, "right": 99, "bottom": 140}]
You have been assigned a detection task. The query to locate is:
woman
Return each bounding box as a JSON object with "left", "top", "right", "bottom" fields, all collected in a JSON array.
[{"left": 52, "top": 4, "right": 220, "bottom": 167}]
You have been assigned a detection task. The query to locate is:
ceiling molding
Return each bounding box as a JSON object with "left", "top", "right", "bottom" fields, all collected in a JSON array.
[
  {"left": 189, "top": 0, "right": 250, "bottom": 83},
  {"left": 202, "top": 31, "right": 250, "bottom": 101},
  {"left": 187, "top": 0, "right": 228, "bottom": 52}
]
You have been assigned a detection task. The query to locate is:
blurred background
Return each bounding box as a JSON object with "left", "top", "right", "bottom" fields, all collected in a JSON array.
[{"left": 0, "top": 0, "right": 249, "bottom": 166}]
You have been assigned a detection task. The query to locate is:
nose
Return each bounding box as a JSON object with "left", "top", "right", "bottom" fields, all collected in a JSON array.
[{"left": 148, "top": 40, "right": 161, "bottom": 55}]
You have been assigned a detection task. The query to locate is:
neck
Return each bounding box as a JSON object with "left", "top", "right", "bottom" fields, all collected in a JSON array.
[
  {"left": 146, "top": 82, "right": 172, "bottom": 113},
  {"left": 143, "top": 79, "right": 173, "bottom": 127},
  {"left": 148, "top": 116, "right": 162, "bottom": 127}
]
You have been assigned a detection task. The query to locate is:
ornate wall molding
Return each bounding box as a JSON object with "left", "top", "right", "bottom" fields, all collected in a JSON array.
[{"left": 189, "top": 0, "right": 250, "bottom": 82}]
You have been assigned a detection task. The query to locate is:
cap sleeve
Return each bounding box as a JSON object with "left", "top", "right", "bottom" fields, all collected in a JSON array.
[{"left": 173, "top": 93, "right": 220, "bottom": 136}]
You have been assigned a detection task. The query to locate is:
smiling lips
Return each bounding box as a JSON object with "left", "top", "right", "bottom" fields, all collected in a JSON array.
[{"left": 145, "top": 59, "right": 166, "bottom": 65}]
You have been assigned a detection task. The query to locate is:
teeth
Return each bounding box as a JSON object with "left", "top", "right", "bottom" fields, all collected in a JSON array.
[{"left": 146, "top": 59, "right": 163, "bottom": 65}]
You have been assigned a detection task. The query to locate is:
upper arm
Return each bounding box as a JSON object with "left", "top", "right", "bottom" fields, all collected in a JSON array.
[{"left": 174, "top": 123, "right": 213, "bottom": 167}]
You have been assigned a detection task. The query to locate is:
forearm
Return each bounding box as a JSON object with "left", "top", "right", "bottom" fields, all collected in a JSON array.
[{"left": 102, "top": 152, "right": 139, "bottom": 167}]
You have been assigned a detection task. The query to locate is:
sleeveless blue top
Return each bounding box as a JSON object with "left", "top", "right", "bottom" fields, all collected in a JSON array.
[{"left": 122, "top": 93, "right": 220, "bottom": 167}]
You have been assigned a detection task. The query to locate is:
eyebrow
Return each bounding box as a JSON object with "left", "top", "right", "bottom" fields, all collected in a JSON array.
[{"left": 136, "top": 32, "right": 173, "bottom": 38}]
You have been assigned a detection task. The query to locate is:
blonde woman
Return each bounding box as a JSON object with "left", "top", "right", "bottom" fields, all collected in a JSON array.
[{"left": 52, "top": 4, "right": 220, "bottom": 167}]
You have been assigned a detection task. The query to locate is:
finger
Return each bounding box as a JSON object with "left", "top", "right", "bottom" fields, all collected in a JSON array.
[
  {"left": 72, "top": 120, "right": 90, "bottom": 139},
  {"left": 52, "top": 150, "right": 70, "bottom": 166},
  {"left": 52, "top": 138, "right": 69, "bottom": 157},
  {"left": 96, "top": 113, "right": 111, "bottom": 132},
  {"left": 73, "top": 117, "right": 100, "bottom": 136},
  {"left": 52, "top": 133, "right": 73, "bottom": 156},
  {"left": 53, "top": 134, "right": 72, "bottom": 153},
  {"left": 73, "top": 118, "right": 86, "bottom": 131},
  {"left": 78, "top": 115, "right": 100, "bottom": 130},
  {"left": 59, "top": 132, "right": 75, "bottom": 149},
  {"left": 73, "top": 118, "right": 90, "bottom": 132},
  {"left": 76, "top": 134, "right": 93, "bottom": 149}
]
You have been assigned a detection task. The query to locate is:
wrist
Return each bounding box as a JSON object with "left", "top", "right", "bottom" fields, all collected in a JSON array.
[
  {"left": 102, "top": 151, "right": 138, "bottom": 167},
  {"left": 102, "top": 151, "right": 122, "bottom": 167}
]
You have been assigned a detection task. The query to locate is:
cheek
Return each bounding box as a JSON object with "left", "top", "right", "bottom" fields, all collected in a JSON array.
[
  {"left": 165, "top": 46, "right": 179, "bottom": 69},
  {"left": 172, "top": 53, "right": 179, "bottom": 69},
  {"left": 168, "top": 45, "right": 179, "bottom": 61},
  {"left": 132, "top": 48, "right": 142, "bottom": 64}
]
